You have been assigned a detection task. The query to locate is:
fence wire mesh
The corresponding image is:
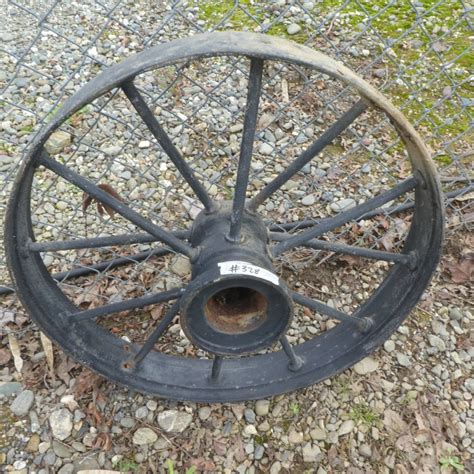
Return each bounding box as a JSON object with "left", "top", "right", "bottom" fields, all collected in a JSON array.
[{"left": 0, "top": 0, "right": 472, "bottom": 336}]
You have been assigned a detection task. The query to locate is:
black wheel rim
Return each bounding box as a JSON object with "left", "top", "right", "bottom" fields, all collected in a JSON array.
[{"left": 5, "top": 32, "right": 444, "bottom": 402}]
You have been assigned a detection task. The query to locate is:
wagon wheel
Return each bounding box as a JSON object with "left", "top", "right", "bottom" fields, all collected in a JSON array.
[{"left": 5, "top": 32, "right": 443, "bottom": 402}]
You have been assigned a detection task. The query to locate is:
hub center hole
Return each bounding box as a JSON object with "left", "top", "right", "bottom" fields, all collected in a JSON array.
[{"left": 204, "top": 287, "right": 268, "bottom": 335}]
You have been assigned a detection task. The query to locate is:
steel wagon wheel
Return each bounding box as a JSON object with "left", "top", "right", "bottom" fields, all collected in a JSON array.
[{"left": 5, "top": 32, "right": 443, "bottom": 402}]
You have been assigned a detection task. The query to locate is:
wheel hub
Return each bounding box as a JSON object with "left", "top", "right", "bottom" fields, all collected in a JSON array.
[{"left": 180, "top": 202, "right": 293, "bottom": 355}]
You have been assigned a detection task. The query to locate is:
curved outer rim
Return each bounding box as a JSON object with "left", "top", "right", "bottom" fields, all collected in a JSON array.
[{"left": 5, "top": 31, "right": 444, "bottom": 402}]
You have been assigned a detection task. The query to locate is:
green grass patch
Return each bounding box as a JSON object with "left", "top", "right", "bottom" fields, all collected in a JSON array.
[
  {"left": 439, "top": 453, "right": 464, "bottom": 472},
  {"left": 349, "top": 402, "right": 380, "bottom": 426},
  {"left": 196, "top": 0, "right": 262, "bottom": 30}
]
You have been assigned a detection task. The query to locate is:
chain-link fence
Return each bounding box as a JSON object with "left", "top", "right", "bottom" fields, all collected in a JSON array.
[{"left": 1, "top": 0, "right": 472, "bottom": 315}]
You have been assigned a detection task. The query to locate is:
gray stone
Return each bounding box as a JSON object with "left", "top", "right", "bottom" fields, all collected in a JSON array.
[
  {"left": 10, "top": 389, "right": 35, "bottom": 416},
  {"left": 0, "top": 155, "right": 14, "bottom": 165},
  {"left": 431, "top": 320, "right": 448, "bottom": 336},
  {"left": 170, "top": 255, "right": 191, "bottom": 277},
  {"left": 384, "top": 340, "right": 395, "bottom": 353},
  {"left": 73, "top": 455, "right": 100, "bottom": 471},
  {"left": 449, "top": 307, "right": 463, "bottom": 321},
  {"left": 254, "top": 444, "right": 264, "bottom": 460},
  {"left": 0, "top": 32, "right": 15, "bottom": 42},
  {"left": 52, "top": 440, "right": 73, "bottom": 458},
  {"left": 43, "top": 451, "right": 56, "bottom": 465},
  {"left": 302, "top": 195, "right": 315, "bottom": 206},
  {"left": 135, "top": 406, "right": 148, "bottom": 419},
  {"left": 258, "top": 142, "right": 273, "bottom": 155},
  {"left": 429, "top": 334, "right": 446, "bottom": 352},
  {"left": 229, "top": 124, "right": 243, "bottom": 133},
  {"left": 198, "top": 406, "right": 211, "bottom": 421},
  {"left": 310, "top": 427, "right": 327, "bottom": 441},
  {"left": 49, "top": 408, "right": 73, "bottom": 441},
  {"left": 321, "top": 191, "right": 333, "bottom": 202},
  {"left": 255, "top": 400, "right": 270, "bottom": 416},
  {"left": 15, "top": 77, "right": 29, "bottom": 87},
  {"left": 359, "top": 444, "right": 372, "bottom": 458},
  {"left": 288, "top": 429, "right": 304, "bottom": 444},
  {"left": 338, "top": 420, "right": 355, "bottom": 436},
  {"left": 37, "top": 84, "right": 51, "bottom": 94},
  {"left": 287, "top": 23, "right": 302, "bottom": 35},
  {"left": 0, "top": 382, "right": 22, "bottom": 397},
  {"left": 464, "top": 378, "right": 474, "bottom": 394},
  {"left": 58, "top": 464, "right": 74, "bottom": 474},
  {"left": 353, "top": 357, "right": 378, "bottom": 375},
  {"left": 157, "top": 410, "right": 193, "bottom": 433},
  {"left": 296, "top": 133, "right": 307, "bottom": 144},
  {"left": 119, "top": 416, "right": 136, "bottom": 428},
  {"left": 330, "top": 198, "right": 356, "bottom": 213},
  {"left": 302, "top": 442, "right": 321, "bottom": 462},
  {"left": 244, "top": 408, "right": 256, "bottom": 424},
  {"left": 396, "top": 353, "right": 411, "bottom": 367},
  {"left": 132, "top": 427, "right": 158, "bottom": 445},
  {"left": 44, "top": 131, "right": 71, "bottom": 155}
]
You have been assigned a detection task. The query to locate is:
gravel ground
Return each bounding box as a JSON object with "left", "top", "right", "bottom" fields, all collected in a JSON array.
[{"left": 1, "top": 1, "right": 472, "bottom": 473}]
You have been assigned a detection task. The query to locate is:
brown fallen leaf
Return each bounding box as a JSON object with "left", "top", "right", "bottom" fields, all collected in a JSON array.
[
  {"left": 396, "top": 433, "right": 413, "bottom": 451},
  {"left": 383, "top": 409, "right": 408, "bottom": 435},
  {"left": 39, "top": 332, "right": 54, "bottom": 374},
  {"left": 73, "top": 369, "right": 104, "bottom": 399},
  {"left": 150, "top": 304, "right": 164, "bottom": 321},
  {"left": 8, "top": 333, "right": 23, "bottom": 374},
  {"left": 445, "top": 255, "right": 473, "bottom": 284},
  {"left": 92, "top": 432, "right": 112, "bottom": 451},
  {"left": 0, "top": 348, "right": 11, "bottom": 365},
  {"left": 86, "top": 401, "right": 103, "bottom": 426},
  {"left": 83, "top": 183, "right": 124, "bottom": 218}
]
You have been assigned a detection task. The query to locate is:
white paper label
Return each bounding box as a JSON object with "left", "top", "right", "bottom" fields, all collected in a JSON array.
[{"left": 217, "top": 261, "right": 279, "bottom": 285}]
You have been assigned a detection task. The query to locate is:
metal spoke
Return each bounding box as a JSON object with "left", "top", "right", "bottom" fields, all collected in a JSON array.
[
  {"left": 132, "top": 299, "right": 181, "bottom": 366},
  {"left": 122, "top": 81, "right": 215, "bottom": 212},
  {"left": 72, "top": 287, "right": 183, "bottom": 322},
  {"left": 292, "top": 292, "right": 372, "bottom": 332},
  {"left": 249, "top": 100, "right": 368, "bottom": 210},
  {"left": 269, "top": 233, "right": 416, "bottom": 266},
  {"left": 40, "top": 153, "right": 196, "bottom": 259},
  {"left": 28, "top": 229, "right": 189, "bottom": 252},
  {"left": 273, "top": 176, "right": 418, "bottom": 256},
  {"left": 280, "top": 336, "right": 304, "bottom": 371},
  {"left": 228, "top": 58, "right": 264, "bottom": 242},
  {"left": 210, "top": 355, "right": 223, "bottom": 381},
  {"left": 0, "top": 246, "right": 174, "bottom": 296}
]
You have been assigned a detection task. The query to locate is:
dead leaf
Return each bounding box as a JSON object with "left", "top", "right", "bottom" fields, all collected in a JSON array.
[
  {"left": 8, "top": 333, "right": 23, "bottom": 374},
  {"left": 0, "top": 348, "right": 11, "bottom": 365},
  {"left": 56, "top": 354, "right": 79, "bottom": 385},
  {"left": 445, "top": 255, "right": 474, "bottom": 284},
  {"left": 187, "top": 458, "right": 216, "bottom": 472},
  {"left": 396, "top": 434, "right": 413, "bottom": 451},
  {"left": 150, "top": 305, "right": 164, "bottom": 321},
  {"left": 213, "top": 440, "right": 227, "bottom": 456},
  {"left": 383, "top": 409, "right": 408, "bottom": 435},
  {"left": 415, "top": 412, "right": 428, "bottom": 431},
  {"left": 454, "top": 190, "right": 474, "bottom": 202},
  {"left": 82, "top": 183, "right": 124, "bottom": 218},
  {"left": 40, "top": 332, "right": 54, "bottom": 373},
  {"left": 74, "top": 369, "right": 104, "bottom": 399},
  {"left": 92, "top": 432, "right": 112, "bottom": 451},
  {"left": 380, "top": 232, "right": 395, "bottom": 252},
  {"left": 86, "top": 401, "right": 103, "bottom": 426}
]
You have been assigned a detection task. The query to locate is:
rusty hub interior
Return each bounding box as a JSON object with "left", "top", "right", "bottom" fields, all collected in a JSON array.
[{"left": 204, "top": 286, "right": 268, "bottom": 334}]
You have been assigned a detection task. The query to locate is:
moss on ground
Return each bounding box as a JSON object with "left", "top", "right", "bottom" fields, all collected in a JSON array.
[{"left": 194, "top": 1, "right": 472, "bottom": 147}]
